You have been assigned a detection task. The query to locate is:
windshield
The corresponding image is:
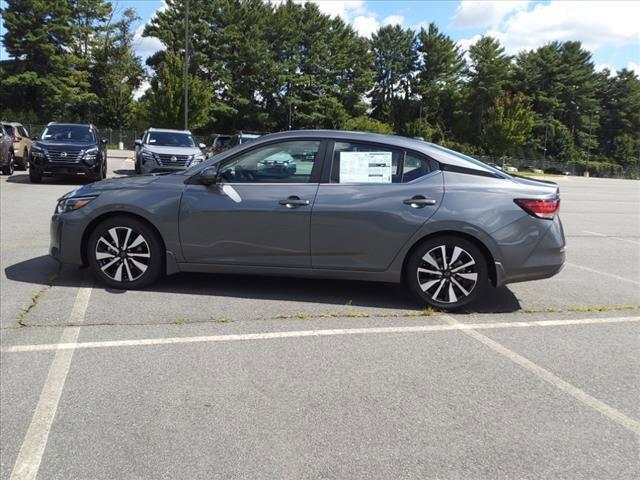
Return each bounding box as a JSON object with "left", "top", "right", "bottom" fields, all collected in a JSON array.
[
  {"left": 42, "top": 125, "right": 95, "bottom": 143},
  {"left": 146, "top": 131, "right": 195, "bottom": 147}
]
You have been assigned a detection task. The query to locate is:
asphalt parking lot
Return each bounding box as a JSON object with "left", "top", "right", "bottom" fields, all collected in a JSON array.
[{"left": 1, "top": 152, "right": 639, "bottom": 479}]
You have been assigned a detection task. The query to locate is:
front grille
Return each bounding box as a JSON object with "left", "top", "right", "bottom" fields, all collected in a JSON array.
[
  {"left": 157, "top": 153, "right": 190, "bottom": 167},
  {"left": 46, "top": 147, "right": 83, "bottom": 163}
]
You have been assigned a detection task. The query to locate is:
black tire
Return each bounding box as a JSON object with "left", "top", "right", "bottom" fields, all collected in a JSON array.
[
  {"left": 87, "top": 216, "right": 164, "bottom": 289},
  {"left": 2, "top": 151, "right": 14, "bottom": 175},
  {"left": 134, "top": 159, "right": 141, "bottom": 174},
  {"left": 405, "top": 235, "right": 489, "bottom": 311},
  {"left": 29, "top": 163, "right": 42, "bottom": 183},
  {"left": 17, "top": 148, "right": 29, "bottom": 170}
]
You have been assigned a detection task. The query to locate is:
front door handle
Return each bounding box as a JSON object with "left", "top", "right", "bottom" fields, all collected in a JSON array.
[
  {"left": 279, "top": 196, "right": 310, "bottom": 209},
  {"left": 403, "top": 196, "right": 437, "bottom": 208}
]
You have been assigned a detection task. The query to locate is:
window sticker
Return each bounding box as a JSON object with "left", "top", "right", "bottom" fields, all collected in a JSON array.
[{"left": 339, "top": 151, "right": 392, "bottom": 183}]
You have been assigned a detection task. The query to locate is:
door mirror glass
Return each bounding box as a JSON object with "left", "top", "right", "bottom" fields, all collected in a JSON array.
[{"left": 199, "top": 165, "right": 218, "bottom": 185}]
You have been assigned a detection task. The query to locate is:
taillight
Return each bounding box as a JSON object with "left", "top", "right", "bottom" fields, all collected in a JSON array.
[{"left": 515, "top": 198, "right": 560, "bottom": 220}]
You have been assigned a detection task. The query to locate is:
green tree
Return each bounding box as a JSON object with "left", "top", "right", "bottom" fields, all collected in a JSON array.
[
  {"left": 1, "top": 0, "right": 96, "bottom": 121},
  {"left": 482, "top": 93, "right": 535, "bottom": 157},
  {"left": 415, "top": 23, "right": 465, "bottom": 139},
  {"left": 463, "top": 36, "right": 512, "bottom": 145},
  {"left": 90, "top": 8, "right": 144, "bottom": 127},
  {"left": 597, "top": 69, "right": 640, "bottom": 169},
  {"left": 344, "top": 116, "right": 394, "bottom": 134},
  {"left": 369, "top": 25, "right": 417, "bottom": 128},
  {"left": 144, "top": 51, "right": 213, "bottom": 130}
]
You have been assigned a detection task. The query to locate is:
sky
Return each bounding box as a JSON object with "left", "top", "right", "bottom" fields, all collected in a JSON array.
[{"left": 1, "top": 0, "right": 639, "bottom": 84}]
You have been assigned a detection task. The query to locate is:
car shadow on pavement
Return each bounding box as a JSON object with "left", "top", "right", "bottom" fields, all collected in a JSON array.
[
  {"left": 112, "top": 169, "right": 137, "bottom": 176},
  {"left": 5, "top": 174, "right": 92, "bottom": 185},
  {"left": 6, "top": 256, "right": 522, "bottom": 313}
]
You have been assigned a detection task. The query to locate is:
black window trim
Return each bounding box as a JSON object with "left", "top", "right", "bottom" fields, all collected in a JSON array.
[
  {"left": 322, "top": 139, "right": 441, "bottom": 185},
  {"left": 199, "top": 137, "right": 328, "bottom": 185}
]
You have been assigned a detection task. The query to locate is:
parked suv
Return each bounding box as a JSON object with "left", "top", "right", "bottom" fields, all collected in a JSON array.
[
  {"left": 29, "top": 123, "right": 107, "bottom": 183},
  {"left": 135, "top": 128, "right": 206, "bottom": 174},
  {"left": 2, "top": 122, "right": 32, "bottom": 170},
  {"left": 0, "top": 124, "right": 15, "bottom": 175}
]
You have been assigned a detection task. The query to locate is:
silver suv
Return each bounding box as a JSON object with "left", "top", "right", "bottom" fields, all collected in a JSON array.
[{"left": 134, "top": 128, "right": 206, "bottom": 174}]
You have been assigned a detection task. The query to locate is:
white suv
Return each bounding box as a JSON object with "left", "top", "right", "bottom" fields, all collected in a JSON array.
[{"left": 134, "top": 128, "right": 206, "bottom": 174}]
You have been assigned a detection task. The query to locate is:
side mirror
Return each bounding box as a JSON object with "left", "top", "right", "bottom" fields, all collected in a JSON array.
[
  {"left": 198, "top": 165, "right": 218, "bottom": 185},
  {"left": 198, "top": 142, "right": 206, "bottom": 150},
  {"left": 31, "top": 136, "right": 38, "bottom": 141},
  {"left": 134, "top": 139, "right": 142, "bottom": 146},
  {"left": 101, "top": 138, "right": 108, "bottom": 145}
]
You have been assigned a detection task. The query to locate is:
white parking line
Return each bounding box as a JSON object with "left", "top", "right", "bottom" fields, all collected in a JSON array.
[
  {"left": 583, "top": 230, "right": 640, "bottom": 245},
  {"left": 2, "top": 316, "right": 638, "bottom": 354},
  {"left": 10, "top": 284, "right": 93, "bottom": 480},
  {"left": 441, "top": 315, "right": 640, "bottom": 435},
  {"left": 565, "top": 262, "right": 640, "bottom": 285}
]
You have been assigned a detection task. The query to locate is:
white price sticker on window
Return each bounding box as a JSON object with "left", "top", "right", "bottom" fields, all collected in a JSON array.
[{"left": 339, "top": 151, "right": 392, "bottom": 183}]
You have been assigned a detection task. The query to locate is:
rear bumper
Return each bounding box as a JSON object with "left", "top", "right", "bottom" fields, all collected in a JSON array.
[{"left": 498, "top": 215, "right": 566, "bottom": 286}]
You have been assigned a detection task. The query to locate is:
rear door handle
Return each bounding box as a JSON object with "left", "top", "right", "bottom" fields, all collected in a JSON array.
[
  {"left": 279, "top": 195, "right": 310, "bottom": 209},
  {"left": 403, "top": 196, "right": 437, "bottom": 208}
]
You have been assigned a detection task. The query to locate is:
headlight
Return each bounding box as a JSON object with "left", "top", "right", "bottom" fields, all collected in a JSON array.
[
  {"left": 190, "top": 153, "right": 205, "bottom": 166},
  {"left": 141, "top": 149, "right": 158, "bottom": 163},
  {"left": 83, "top": 147, "right": 98, "bottom": 159},
  {"left": 31, "top": 145, "right": 46, "bottom": 158},
  {"left": 82, "top": 147, "right": 99, "bottom": 164},
  {"left": 56, "top": 195, "right": 98, "bottom": 214}
]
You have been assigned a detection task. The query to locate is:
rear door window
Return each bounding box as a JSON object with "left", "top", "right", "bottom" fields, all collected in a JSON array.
[{"left": 330, "top": 142, "right": 402, "bottom": 183}]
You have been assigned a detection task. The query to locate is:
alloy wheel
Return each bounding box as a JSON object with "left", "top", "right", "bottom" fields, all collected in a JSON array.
[
  {"left": 95, "top": 227, "right": 151, "bottom": 282},
  {"left": 416, "top": 245, "right": 478, "bottom": 304}
]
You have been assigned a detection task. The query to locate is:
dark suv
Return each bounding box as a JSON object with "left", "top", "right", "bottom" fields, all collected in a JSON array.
[{"left": 29, "top": 123, "right": 107, "bottom": 183}]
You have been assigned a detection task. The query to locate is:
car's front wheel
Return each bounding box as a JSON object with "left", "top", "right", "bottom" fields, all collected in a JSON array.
[
  {"left": 405, "top": 235, "right": 489, "bottom": 311},
  {"left": 87, "top": 216, "right": 164, "bottom": 289}
]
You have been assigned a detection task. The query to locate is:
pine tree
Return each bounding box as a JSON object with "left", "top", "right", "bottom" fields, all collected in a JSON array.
[{"left": 464, "top": 36, "right": 512, "bottom": 146}]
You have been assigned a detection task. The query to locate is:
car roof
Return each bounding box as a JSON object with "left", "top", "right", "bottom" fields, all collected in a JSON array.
[
  {"left": 47, "top": 123, "right": 93, "bottom": 128},
  {"left": 147, "top": 128, "right": 192, "bottom": 134},
  {"left": 253, "top": 130, "right": 502, "bottom": 175},
  {"left": 2, "top": 122, "right": 23, "bottom": 126}
]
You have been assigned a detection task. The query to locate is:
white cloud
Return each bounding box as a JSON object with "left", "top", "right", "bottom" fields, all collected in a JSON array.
[
  {"left": 456, "top": 34, "right": 482, "bottom": 62},
  {"left": 595, "top": 63, "right": 615, "bottom": 75},
  {"left": 132, "top": 25, "right": 164, "bottom": 59},
  {"left": 453, "top": 1, "right": 530, "bottom": 28},
  {"left": 628, "top": 61, "right": 640, "bottom": 76},
  {"left": 269, "top": 1, "right": 366, "bottom": 21},
  {"left": 484, "top": 1, "right": 640, "bottom": 54},
  {"left": 352, "top": 15, "right": 379, "bottom": 38},
  {"left": 133, "top": 79, "right": 151, "bottom": 100},
  {"left": 382, "top": 15, "right": 404, "bottom": 26}
]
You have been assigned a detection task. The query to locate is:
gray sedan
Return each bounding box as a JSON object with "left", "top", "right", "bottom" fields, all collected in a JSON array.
[{"left": 50, "top": 130, "right": 565, "bottom": 310}]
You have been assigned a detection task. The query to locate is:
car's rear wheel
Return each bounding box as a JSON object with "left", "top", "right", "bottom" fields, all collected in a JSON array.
[
  {"left": 20, "top": 148, "right": 29, "bottom": 170},
  {"left": 405, "top": 235, "right": 489, "bottom": 311},
  {"left": 2, "top": 151, "right": 14, "bottom": 175},
  {"left": 87, "top": 216, "right": 164, "bottom": 289}
]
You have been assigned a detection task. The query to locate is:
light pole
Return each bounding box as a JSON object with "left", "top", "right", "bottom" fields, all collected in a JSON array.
[
  {"left": 119, "top": 76, "right": 129, "bottom": 150},
  {"left": 184, "top": 0, "right": 189, "bottom": 131}
]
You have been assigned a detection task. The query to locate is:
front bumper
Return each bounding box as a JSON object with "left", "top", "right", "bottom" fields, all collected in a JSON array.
[
  {"left": 50, "top": 213, "right": 85, "bottom": 265},
  {"left": 31, "top": 156, "right": 100, "bottom": 177}
]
